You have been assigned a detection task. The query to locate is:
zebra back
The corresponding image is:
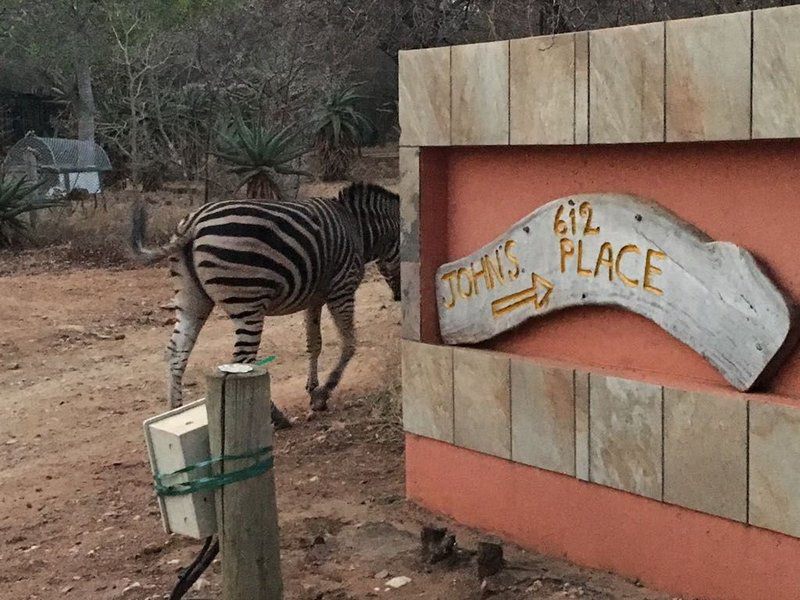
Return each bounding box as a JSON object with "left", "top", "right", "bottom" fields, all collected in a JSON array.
[{"left": 334, "top": 183, "right": 400, "bottom": 265}]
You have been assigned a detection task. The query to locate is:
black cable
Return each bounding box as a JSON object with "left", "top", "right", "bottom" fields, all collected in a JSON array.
[{"left": 169, "top": 535, "right": 220, "bottom": 600}]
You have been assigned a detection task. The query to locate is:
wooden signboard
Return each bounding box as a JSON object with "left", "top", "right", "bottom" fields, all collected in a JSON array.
[{"left": 436, "top": 194, "right": 795, "bottom": 391}]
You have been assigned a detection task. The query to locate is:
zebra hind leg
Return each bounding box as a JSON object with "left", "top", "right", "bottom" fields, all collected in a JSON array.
[
  {"left": 167, "top": 276, "right": 213, "bottom": 409},
  {"left": 304, "top": 304, "right": 323, "bottom": 394},
  {"left": 229, "top": 312, "right": 292, "bottom": 430},
  {"left": 310, "top": 292, "right": 357, "bottom": 411}
]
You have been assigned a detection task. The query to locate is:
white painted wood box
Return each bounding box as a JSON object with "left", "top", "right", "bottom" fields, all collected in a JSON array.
[{"left": 143, "top": 400, "right": 217, "bottom": 539}]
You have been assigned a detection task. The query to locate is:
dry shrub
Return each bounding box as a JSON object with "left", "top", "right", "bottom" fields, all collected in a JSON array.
[{"left": 20, "top": 191, "right": 196, "bottom": 268}]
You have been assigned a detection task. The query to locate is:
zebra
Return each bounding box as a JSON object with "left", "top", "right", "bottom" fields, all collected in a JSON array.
[{"left": 130, "top": 182, "right": 401, "bottom": 428}]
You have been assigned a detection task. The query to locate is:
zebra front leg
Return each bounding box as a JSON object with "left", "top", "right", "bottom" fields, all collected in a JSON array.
[
  {"left": 310, "top": 293, "right": 356, "bottom": 411},
  {"left": 305, "top": 304, "right": 323, "bottom": 394},
  {"left": 167, "top": 302, "right": 212, "bottom": 408},
  {"left": 230, "top": 314, "right": 292, "bottom": 430}
]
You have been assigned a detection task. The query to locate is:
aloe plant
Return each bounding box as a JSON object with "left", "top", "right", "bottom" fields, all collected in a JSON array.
[
  {"left": 311, "top": 84, "right": 376, "bottom": 181},
  {"left": 0, "top": 176, "right": 56, "bottom": 247},
  {"left": 214, "top": 118, "right": 309, "bottom": 200}
]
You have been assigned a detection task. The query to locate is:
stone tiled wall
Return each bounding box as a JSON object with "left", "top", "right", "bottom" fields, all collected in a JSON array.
[
  {"left": 402, "top": 340, "right": 800, "bottom": 538},
  {"left": 397, "top": 3, "right": 800, "bottom": 554},
  {"left": 398, "top": 5, "right": 800, "bottom": 147}
]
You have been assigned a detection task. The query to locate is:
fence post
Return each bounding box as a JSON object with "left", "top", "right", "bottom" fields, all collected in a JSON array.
[
  {"left": 23, "top": 150, "right": 38, "bottom": 228},
  {"left": 206, "top": 366, "right": 283, "bottom": 600}
]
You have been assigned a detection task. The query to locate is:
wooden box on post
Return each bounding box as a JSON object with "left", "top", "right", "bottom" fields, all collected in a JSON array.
[
  {"left": 143, "top": 399, "right": 217, "bottom": 539},
  {"left": 207, "top": 365, "right": 283, "bottom": 600}
]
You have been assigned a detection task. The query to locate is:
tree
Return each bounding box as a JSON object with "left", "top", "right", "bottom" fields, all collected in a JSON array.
[
  {"left": 1, "top": 0, "right": 104, "bottom": 142},
  {"left": 214, "top": 118, "right": 309, "bottom": 200},
  {"left": 312, "top": 85, "right": 376, "bottom": 181}
]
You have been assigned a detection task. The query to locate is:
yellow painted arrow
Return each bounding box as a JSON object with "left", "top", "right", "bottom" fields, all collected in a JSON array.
[{"left": 491, "top": 273, "right": 554, "bottom": 318}]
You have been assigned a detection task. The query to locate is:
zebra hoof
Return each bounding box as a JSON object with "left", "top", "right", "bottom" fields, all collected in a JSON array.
[
  {"left": 271, "top": 405, "right": 292, "bottom": 431},
  {"left": 272, "top": 413, "right": 293, "bottom": 431},
  {"left": 310, "top": 387, "right": 330, "bottom": 412}
]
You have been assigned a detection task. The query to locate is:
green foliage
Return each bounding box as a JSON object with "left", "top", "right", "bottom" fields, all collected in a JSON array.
[
  {"left": 214, "top": 118, "right": 309, "bottom": 200},
  {"left": 312, "top": 84, "right": 376, "bottom": 181},
  {"left": 0, "top": 177, "right": 59, "bottom": 247}
]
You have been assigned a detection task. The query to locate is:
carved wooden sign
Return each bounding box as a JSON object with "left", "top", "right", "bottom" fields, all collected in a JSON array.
[{"left": 436, "top": 194, "right": 795, "bottom": 391}]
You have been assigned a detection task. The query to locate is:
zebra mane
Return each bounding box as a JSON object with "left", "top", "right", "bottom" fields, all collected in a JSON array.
[
  {"left": 336, "top": 182, "right": 398, "bottom": 208},
  {"left": 336, "top": 182, "right": 399, "bottom": 262}
]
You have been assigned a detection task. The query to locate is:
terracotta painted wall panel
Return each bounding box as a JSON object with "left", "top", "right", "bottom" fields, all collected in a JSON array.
[{"left": 419, "top": 142, "right": 800, "bottom": 398}]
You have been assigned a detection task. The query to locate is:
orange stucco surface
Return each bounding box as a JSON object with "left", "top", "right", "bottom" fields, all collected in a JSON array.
[
  {"left": 406, "top": 434, "right": 800, "bottom": 600},
  {"left": 419, "top": 142, "right": 800, "bottom": 399}
]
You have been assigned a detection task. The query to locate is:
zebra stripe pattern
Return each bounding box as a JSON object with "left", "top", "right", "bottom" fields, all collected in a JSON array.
[{"left": 132, "top": 183, "right": 400, "bottom": 426}]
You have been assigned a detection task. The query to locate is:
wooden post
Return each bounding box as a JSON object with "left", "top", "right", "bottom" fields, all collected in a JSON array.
[
  {"left": 206, "top": 366, "right": 283, "bottom": 600},
  {"left": 23, "top": 150, "right": 38, "bottom": 228}
]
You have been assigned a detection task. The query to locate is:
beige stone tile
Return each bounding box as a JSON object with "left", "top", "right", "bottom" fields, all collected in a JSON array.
[
  {"left": 575, "top": 32, "right": 589, "bottom": 145},
  {"left": 663, "top": 389, "right": 747, "bottom": 521},
  {"left": 451, "top": 41, "right": 509, "bottom": 145},
  {"left": 666, "top": 12, "right": 751, "bottom": 142},
  {"left": 402, "top": 341, "right": 453, "bottom": 442},
  {"left": 454, "top": 348, "right": 511, "bottom": 458},
  {"left": 511, "top": 360, "right": 575, "bottom": 475},
  {"left": 398, "top": 48, "right": 451, "bottom": 146},
  {"left": 401, "top": 262, "right": 420, "bottom": 341},
  {"left": 753, "top": 6, "right": 800, "bottom": 139},
  {"left": 750, "top": 401, "right": 800, "bottom": 537},
  {"left": 510, "top": 34, "right": 574, "bottom": 145},
  {"left": 399, "top": 146, "right": 419, "bottom": 263},
  {"left": 590, "top": 375, "right": 663, "bottom": 500},
  {"left": 590, "top": 22, "right": 665, "bottom": 144},
  {"left": 575, "top": 370, "right": 590, "bottom": 481}
]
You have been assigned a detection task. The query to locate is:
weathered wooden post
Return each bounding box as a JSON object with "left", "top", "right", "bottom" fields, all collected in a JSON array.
[
  {"left": 206, "top": 365, "right": 282, "bottom": 600},
  {"left": 23, "top": 149, "right": 38, "bottom": 228}
]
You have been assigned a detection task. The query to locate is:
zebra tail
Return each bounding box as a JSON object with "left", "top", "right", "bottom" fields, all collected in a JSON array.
[{"left": 129, "top": 200, "right": 189, "bottom": 264}]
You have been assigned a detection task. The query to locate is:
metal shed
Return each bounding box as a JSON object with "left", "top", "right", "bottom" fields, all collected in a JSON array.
[{"left": 1, "top": 133, "right": 112, "bottom": 198}]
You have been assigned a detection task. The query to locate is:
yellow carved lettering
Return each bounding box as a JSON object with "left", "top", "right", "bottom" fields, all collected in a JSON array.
[
  {"left": 470, "top": 259, "right": 489, "bottom": 295},
  {"left": 504, "top": 240, "right": 521, "bottom": 280},
  {"left": 440, "top": 271, "right": 458, "bottom": 308},
  {"left": 594, "top": 242, "right": 615, "bottom": 281},
  {"left": 643, "top": 249, "right": 666, "bottom": 296},
  {"left": 560, "top": 238, "right": 574, "bottom": 273},
  {"left": 577, "top": 240, "right": 592, "bottom": 277},
  {"left": 488, "top": 249, "right": 506, "bottom": 285},
  {"left": 457, "top": 267, "right": 474, "bottom": 298},
  {"left": 615, "top": 244, "right": 640, "bottom": 288}
]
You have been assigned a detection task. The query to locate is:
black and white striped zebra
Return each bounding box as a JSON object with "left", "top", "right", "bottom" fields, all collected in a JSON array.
[{"left": 131, "top": 182, "right": 400, "bottom": 427}]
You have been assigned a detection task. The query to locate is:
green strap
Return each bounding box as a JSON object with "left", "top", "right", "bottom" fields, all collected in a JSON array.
[
  {"left": 155, "top": 446, "right": 273, "bottom": 497},
  {"left": 256, "top": 355, "right": 276, "bottom": 366}
]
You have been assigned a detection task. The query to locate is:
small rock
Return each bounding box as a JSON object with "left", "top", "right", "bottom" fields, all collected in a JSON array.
[
  {"left": 191, "top": 577, "right": 209, "bottom": 591},
  {"left": 5, "top": 438, "right": 17, "bottom": 445},
  {"left": 9, "top": 363, "right": 20, "bottom": 370},
  {"left": 477, "top": 542, "right": 504, "bottom": 578},
  {"left": 60, "top": 585, "right": 74, "bottom": 593},
  {"left": 374, "top": 570, "right": 390, "bottom": 579},
  {"left": 526, "top": 580, "right": 543, "bottom": 592},
  {"left": 121, "top": 581, "right": 141, "bottom": 594},
  {"left": 385, "top": 576, "right": 411, "bottom": 589},
  {"left": 114, "top": 333, "right": 126, "bottom": 341}
]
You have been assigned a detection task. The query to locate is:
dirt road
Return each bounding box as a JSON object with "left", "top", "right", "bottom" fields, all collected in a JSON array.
[{"left": 0, "top": 262, "right": 668, "bottom": 599}]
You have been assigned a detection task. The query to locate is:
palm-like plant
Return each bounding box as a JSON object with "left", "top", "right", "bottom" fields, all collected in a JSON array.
[
  {"left": 214, "top": 118, "right": 309, "bottom": 200},
  {"left": 312, "top": 85, "right": 376, "bottom": 181},
  {"left": 0, "top": 176, "right": 55, "bottom": 247}
]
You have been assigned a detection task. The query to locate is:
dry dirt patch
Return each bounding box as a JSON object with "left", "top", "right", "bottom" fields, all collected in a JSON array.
[{"left": 0, "top": 258, "right": 668, "bottom": 599}]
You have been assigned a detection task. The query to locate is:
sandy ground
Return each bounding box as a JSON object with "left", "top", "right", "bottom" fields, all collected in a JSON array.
[{"left": 0, "top": 198, "right": 672, "bottom": 600}]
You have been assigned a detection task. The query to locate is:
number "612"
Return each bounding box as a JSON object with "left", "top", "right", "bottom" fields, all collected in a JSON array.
[{"left": 553, "top": 202, "right": 600, "bottom": 237}]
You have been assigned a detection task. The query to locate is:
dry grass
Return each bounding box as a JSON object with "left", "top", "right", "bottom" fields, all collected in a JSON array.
[
  {"left": 14, "top": 191, "right": 197, "bottom": 269},
  {"left": 0, "top": 146, "right": 400, "bottom": 274}
]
